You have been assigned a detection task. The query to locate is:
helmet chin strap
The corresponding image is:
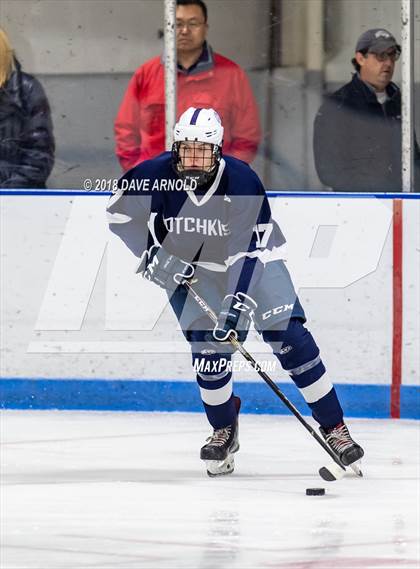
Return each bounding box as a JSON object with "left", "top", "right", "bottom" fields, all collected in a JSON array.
[{"left": 179, "top": 167, "right": 218, "bottom": 190}]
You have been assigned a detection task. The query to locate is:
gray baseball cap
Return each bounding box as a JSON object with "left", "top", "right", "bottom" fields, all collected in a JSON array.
[{"left": 355, "top": 28, "right": 400, "bottom": 53}]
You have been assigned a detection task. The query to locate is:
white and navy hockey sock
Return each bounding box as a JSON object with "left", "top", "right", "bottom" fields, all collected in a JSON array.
[
  {"left": 263, "top": 318, "right": 344, "bottom": 428},
  {"left": 192, "top": 350, "right": 237, "bottom": 429}
]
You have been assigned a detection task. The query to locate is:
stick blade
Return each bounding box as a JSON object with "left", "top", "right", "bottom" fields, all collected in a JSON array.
[{"left": 319, "top": 462, "right": 346, "bottom": 481}]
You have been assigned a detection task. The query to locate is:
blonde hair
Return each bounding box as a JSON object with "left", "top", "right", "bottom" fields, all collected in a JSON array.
[{"left": 0, "top": 27, "right": 15, "bottom": 88}]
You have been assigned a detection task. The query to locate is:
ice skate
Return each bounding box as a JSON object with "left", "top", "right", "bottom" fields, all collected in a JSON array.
[
  {"left": 320, "top": 422, "right": 364, "bottom": 472},
  {"left": 200, "top": 419, "right": 239, "bottom": 477},
  {"left": 200, "top": 397, "right": 240, "bottom": 477}
]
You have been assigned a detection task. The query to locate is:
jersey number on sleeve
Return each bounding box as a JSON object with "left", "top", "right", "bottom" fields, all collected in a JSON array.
[{"left": 253, "top": 223, "right": 273, "bottom": 249}]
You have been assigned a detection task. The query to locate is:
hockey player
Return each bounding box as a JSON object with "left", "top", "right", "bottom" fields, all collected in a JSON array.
[{"left": 107, "top": 107, "right": 364, "bottom": 477}]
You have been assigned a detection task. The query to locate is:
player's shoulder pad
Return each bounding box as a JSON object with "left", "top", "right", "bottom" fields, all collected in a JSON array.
[
  {"left": 223, "top": 155, "right": 265, "bottom": 197},
  {"left": 118, "top": 152, "right": 173, "bottom": 194}
]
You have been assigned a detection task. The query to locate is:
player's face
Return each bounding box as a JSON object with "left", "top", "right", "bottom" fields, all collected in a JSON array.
[
  {"left": 178, "top": 141, "right": 214, "bottom": 171},
  {"left": 356, "top": 48, "right": 398, "bottom": 91},
  {"left": 176, "top": 5, "right": 208, "bottom": 54}
]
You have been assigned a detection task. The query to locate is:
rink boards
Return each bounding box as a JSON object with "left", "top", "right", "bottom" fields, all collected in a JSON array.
[{"left": 1, "top": 191, "right": 419, "bottom": 418}]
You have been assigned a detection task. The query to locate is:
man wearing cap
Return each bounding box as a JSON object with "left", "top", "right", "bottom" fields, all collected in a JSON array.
[{"left": 313, "top": 28, "right": 420, "bottom": 192}]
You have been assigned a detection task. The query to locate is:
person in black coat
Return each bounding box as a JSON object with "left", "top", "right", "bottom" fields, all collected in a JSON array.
[
  {"left": 313, "top": 28, "right": 420, "bottom": 192},
  {"left": 0, "top": 28, "right": 55, "bottom": 188}
]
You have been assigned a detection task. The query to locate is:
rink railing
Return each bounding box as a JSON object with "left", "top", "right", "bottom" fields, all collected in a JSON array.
[{"left": 1, "top": 190, "right": 419, "bottom": 419}]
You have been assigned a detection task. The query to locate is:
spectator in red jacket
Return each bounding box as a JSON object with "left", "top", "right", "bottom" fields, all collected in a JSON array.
[{"left": 114, "top": 0, "right": 261, "bottom": 171}]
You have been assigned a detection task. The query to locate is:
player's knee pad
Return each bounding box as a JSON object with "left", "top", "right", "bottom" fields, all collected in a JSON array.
[
  {"left": 192, "top": 351, "right": 232, "bottom": 382},
  {"left": 188, "top": 329, "right": 232, "bottom": 379},
  {"left": 262, "top": 318, "right": 325, "bottom": 386},
  {"left": 188, "top": 329, "right": 233, "bottom": 406},
  {"left": 187, "top": 327, "right": 233, "bottom": 359}
]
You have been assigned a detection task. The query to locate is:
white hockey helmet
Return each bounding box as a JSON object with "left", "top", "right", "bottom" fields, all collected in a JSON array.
[
  {"left": 173, "top": 107, "right": 224, "bottom": 146},
  {"left": 172, "top": 107, "right": 224, "bottom": 187}
]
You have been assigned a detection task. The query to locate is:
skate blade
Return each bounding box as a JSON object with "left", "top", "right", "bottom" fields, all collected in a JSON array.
[
  {"left": 205, "top": 456, "right": 235, "bottom": 477},
  {"left": 349, "top": 460, "right": 363, "bottom": 477}
]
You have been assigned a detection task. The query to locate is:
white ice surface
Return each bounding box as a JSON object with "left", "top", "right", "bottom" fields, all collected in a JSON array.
[{"left": 1, "top": 411, "right": 419, "bottom": 569}]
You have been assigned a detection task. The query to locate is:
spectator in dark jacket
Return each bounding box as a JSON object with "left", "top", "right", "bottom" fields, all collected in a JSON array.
[
  {"left": 0, "top": 27, "right": 55, "bottom": 188},
  {"left": 313, "top": 28, "right": 420, "bottom": 192}
]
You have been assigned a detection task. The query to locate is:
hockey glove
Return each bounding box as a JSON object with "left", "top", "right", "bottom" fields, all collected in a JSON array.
[
  {"left": 141, "top": 245, "right": 194, "bottom": 292},
  {"left": 213, "top": 293, "right": 257, "bottom": 344}
]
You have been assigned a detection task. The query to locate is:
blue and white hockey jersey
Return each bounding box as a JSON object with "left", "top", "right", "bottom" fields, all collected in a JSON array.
[{"left": 107, "top": 152, "right": 286, "bottom": 295}]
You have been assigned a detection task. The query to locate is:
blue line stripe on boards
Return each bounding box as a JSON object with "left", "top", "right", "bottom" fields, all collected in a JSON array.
[
  {"left": 1, "top": 189, "right": 420, "bottom": 199},
  {"left": 400, "top": 386, "right": 420, "bottom": 420},
  {"left": 1, "top": 379, "right": 418, "bottom": 419}
]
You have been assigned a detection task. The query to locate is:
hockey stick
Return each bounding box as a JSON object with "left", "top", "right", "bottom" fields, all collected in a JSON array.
[{"left": 182, "top": 280, "right": 359, "bottom": 481}]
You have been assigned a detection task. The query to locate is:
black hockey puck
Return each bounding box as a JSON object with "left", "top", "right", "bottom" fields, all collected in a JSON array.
[{"left": 306, "top": 488, "right": 325, "bottom": 496}]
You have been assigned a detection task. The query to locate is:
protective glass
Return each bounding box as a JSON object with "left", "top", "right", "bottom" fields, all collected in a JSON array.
[{"left": 3, "top": 0, "right": 416, "bottom": 193}]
